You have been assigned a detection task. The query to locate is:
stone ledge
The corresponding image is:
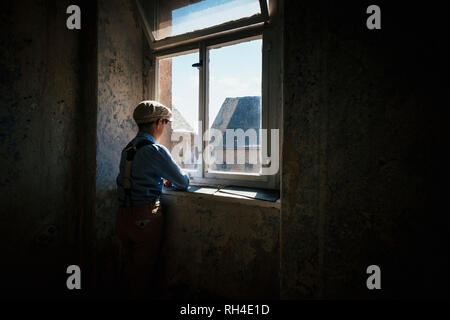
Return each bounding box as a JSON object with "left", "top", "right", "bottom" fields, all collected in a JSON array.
[{"left": 162, "top": 186, "right": 281, "bottom": 209}]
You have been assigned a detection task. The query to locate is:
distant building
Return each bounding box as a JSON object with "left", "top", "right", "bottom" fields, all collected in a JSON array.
[
  {"left": 170, "top": 97, "right": 262, "bottom": 173},
  {"left": 172, "top": 106, "right": 194, "bottom": 133},
  {"left": 171, "top": 107, "right": 197, "bottom": 171},
  {"left": 210, "top": 96, "right": 261, "bottom": 147},
  {"left": 210, "top": 96, "right": 261, "bottom": 173}
]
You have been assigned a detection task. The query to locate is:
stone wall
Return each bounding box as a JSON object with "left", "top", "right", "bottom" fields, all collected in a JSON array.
[
  {"left": 280, "top": 0, "right": 449, "bottom": 299},
  {"left": 0, "top": 0, "right": 96, "bottom": 297},
  {"left": 3, "top": 0, "right": 448, "bottom": 300},
  {"left": 95, "top": 0, "right": 145, "bottom": 293},
  {"left": 160, "top": 194, "right": 280, "bottom": 299}
]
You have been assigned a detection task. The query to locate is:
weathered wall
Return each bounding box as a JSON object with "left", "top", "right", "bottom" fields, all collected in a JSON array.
[
  {"left": 160, "top": 194, "right": 280, "bottom": 299},
  {"left": 4, "top": 0, "right": 448, "bottom": 300},
  {"left": 94, "top": 0, "right": 282, "bottom": 299},
  {"left": 0, "top": 0, "right": 280, "bottom": 300},
  {"left": 0, "top": 0, "right": 96, "bottom": 297},
  {"left": 280, "top": 1, "right": 449, "bottom": 299},
  {"left": 95, "top": 0, "right": 144, "bottom": 293}
]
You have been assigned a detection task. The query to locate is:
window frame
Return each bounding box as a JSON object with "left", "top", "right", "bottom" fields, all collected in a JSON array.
[
  {"left": 136, "top": 0, "right": 269, "bottom": 51},
  {"left": 202, "top": 35, "right": 267, "bottom": 184},
  {"left": 138, "top": 0, "right": 280, "bottom": 190}
]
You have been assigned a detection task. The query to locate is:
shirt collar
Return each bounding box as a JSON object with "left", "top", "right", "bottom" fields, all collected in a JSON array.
[{"left": 136, "top": 131, "right": 156, "bottom": 143}]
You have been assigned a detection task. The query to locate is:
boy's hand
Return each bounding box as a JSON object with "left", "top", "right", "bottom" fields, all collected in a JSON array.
[{"left": 164, "top": 179, "right": 172, "bottom": 187}]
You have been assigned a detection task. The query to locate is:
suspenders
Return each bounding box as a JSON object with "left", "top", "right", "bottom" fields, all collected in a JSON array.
[{"left": 122, "top": 139, "right": 153, "bottom": 207}]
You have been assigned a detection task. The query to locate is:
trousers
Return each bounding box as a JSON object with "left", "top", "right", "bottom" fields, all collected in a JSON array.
[{"left": 115, "top": 201, "right": 163, "bottom": 299}]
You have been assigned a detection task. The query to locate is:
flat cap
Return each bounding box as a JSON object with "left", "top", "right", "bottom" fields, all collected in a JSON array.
[{"left": 133, "top": 100, "right": 173, "bottom": 124}]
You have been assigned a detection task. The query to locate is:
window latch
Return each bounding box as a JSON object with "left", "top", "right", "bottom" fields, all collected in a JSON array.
[{"left": 192, "top": 60, "right": 203, "bottom": 68}]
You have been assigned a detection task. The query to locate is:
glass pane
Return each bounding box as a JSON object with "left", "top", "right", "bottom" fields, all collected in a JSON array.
[
  {"left": 207, "top": 38, "right": 262, "bottom": 174},
  {"left": 158, "top": 51, "right": 201, "bottom": 173},
  {"left": 153, "top": 0, "right": 261, "bottom": 41}
]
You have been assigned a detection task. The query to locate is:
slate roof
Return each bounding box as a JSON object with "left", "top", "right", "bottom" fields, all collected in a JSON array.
[
  {"left": 172, "top": 106, "right": 194, "bottom": 132},
  {"left": 210, "top": 96, "right": 261, "bottom": 147}
]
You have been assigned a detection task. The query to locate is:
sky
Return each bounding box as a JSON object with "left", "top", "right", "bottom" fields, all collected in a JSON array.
[
  {"left": 168, "top": 40, "right": 262, "bottom": 132},
  {"left": 166, "top": 0, "right": 260, "bottom": 40},
  {"left": 163, "top": 0, "right": 263, "bottom": 133}
]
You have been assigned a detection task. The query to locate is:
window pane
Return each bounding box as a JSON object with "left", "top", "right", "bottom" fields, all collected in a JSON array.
[
  {"left": 208, "top": 39, "right": 262, "bottom": 174},
  {"left": 158, "top": 51, "right": 200, "bottom": 173},
  {"left": 154, "top": 0, "right": 261, "bottom": 41}
]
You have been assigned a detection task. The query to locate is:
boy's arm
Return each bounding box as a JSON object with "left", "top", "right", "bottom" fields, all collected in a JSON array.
[{"left": 152, "top": 144, "right": 190, "bottom": 190}]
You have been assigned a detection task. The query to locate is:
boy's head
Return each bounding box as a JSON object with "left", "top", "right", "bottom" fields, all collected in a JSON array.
[{"left": 133, "top": 100, "right": 172, "bottom": 140}]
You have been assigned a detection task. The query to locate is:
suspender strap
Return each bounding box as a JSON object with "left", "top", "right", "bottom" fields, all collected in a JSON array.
[{"left": 123, "top": 139, "right": 153, "bottom": 207}]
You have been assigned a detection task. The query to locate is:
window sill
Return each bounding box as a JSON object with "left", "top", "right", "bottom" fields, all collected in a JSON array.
[{"left": 161, "top": 185, "right": 280, "bottom": 209}]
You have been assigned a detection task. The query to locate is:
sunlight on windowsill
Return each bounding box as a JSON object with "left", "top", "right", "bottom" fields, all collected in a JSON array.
[{"left": 162, "top": 185, "right": 280, "bottom": 209}]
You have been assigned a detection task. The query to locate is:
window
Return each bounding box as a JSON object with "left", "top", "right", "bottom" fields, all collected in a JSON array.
[
  {"left": 207, "top": 39, "right": 262, "bottom": 175},
  {"left": 157, "top": 50, "right": 201, "bottom": 174},
  {"left": 136, "top": 0, "right": 279, "bottom": 190},
  {"left": 152, "top": 0, "right": 263, "bottom": 41}
]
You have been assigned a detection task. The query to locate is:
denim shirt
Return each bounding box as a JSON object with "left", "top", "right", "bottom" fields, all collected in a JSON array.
[{"left": 116, "top": 131, "right": 189, "bottom": 206}]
